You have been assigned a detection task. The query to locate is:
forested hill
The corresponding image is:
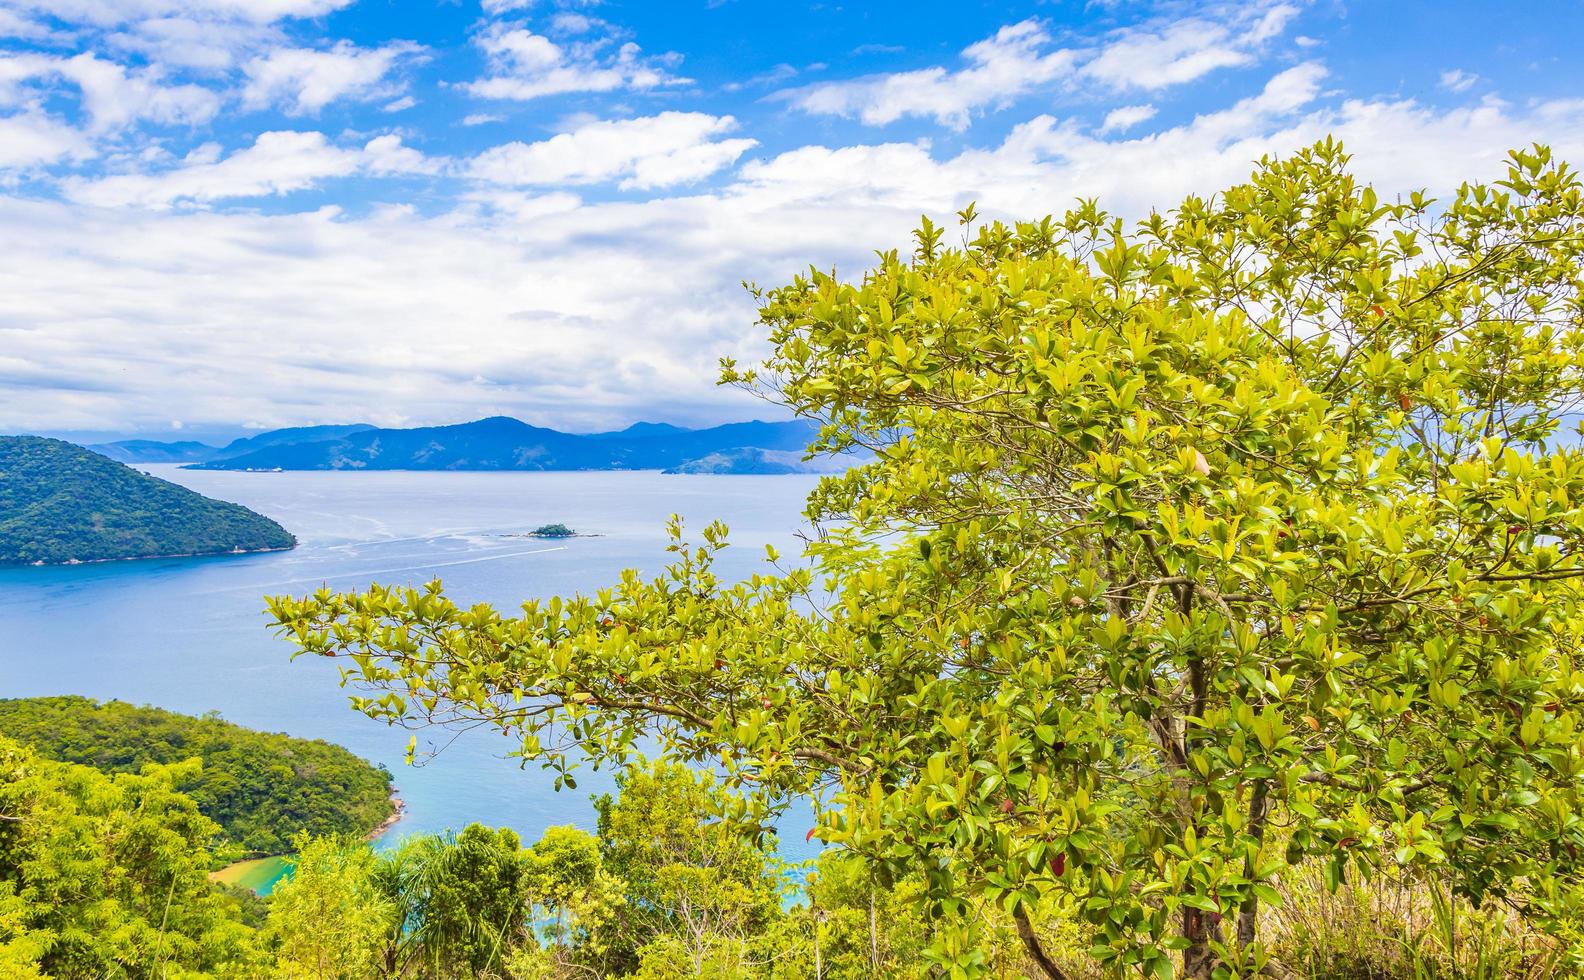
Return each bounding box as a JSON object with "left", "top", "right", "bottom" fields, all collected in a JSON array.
[
  {"left": 0, "top": 435, "right": 295, "bottom": 565},
  {"left": 0, "top": 696, "right": 394, "bottom": 855}
]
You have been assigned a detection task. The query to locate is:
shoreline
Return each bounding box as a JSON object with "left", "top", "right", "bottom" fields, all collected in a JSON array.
[
  {"left": 10, "top": 543, "right": 296, "bottom": 569},
  {"left": 366, "top": 790, "right": 406, "bottom": 842},
  {"left": 210, "top": 789, "right": 404, "bottom": 894}
]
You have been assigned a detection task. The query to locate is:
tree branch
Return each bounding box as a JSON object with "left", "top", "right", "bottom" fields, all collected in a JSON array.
[{"left": 1014, "top": 906, "right": 1072, "bottom": 980}]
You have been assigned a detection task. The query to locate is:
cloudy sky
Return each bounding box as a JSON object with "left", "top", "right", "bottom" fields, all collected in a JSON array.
[{"left": 3, "top": 0, "right": 1583, "bottom": 441}]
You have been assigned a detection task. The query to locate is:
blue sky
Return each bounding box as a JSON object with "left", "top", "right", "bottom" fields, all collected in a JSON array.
[{"left": 3, "top": 0, "right": 1583, "bottom": 441}]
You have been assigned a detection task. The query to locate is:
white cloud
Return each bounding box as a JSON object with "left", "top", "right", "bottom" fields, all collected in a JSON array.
[
  {"left": 784, "top": 5, "right": 1302, "bottom": 129},
  {"left": 0, "top": 7, "right": 64, "bottom": 41},
  {"left": 1082, "top": 4, "right": 1299, "bottom": 90},
  {"left": 362, "top": 133, "right": 441, "bottom": 176},
  {"left": 384, "top": 95, "right": 416, "bottom": 112},
  {"left": 1440, "top": 69, "right": 1478, "bottom": 93},
  {"left": 0, "top": 51, "right": 219, "bottom": 131},
  {"left": 2, "top": 0, "right": 355, "bottom": 72},
  {"left": 0, "top": 110, "right": 94, "bottom": 170},
  {"left": 105, "top": 15, "right": 278, "bottom": 70},
  {"left": 550, "top": 12, "right": 593, "bottom": 34},
  {"left": 1099, "top": 103, "right": 1155, "bottom": 133},
  {"left": 781, "top": 19, "right": 1076, "bottom": 130},
  {"left": 242, "top": 40, "right": 424, "bottom": 115},
  {"left": 470, "top": 112, "right": 755, "bottom": 190},
  {"left": 6, "top": 54, "right": 1584, "bottom": 434},
  {"left": 2, "top": 0, "right": 355, "bottom": 28},
  {"left": 464, "top": 22, "right": 687, "bottom": 101},
  {"left": 58, "top": 130, "right": 437, "bottom": 208}
]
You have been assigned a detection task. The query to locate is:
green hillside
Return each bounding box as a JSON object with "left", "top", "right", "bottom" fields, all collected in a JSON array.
[
  {"left": 0, "top": 696, "right": 394, "bottom": 856},
  {"left": 0, "top": 435, "right": 295, "bottom": 565}
]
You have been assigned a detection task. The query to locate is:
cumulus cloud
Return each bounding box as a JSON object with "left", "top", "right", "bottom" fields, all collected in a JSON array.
[
  {"left": 783, "top": 4, "right": 1301, "bottom": 129},
  {"left": 549, "top": 12, "right": 593, "bottom": 34},
  {"left": 469, "top": 112, "right": 755, "bottom": 190},
  {"left": 362, "top": 132, "right": 441, "bottom": 176},
  {"left": 780, "top": 19, "right": 1076, "bottom": 130},
  {"left": 242, "top": 39, "right": 425, "bottom": 114},
  {"left": 1, "top": 0, "right": 355, "bottom": 28},
  {"left": 1099, "top": 103, "right": 1155, "bottom": 133},
  {"left": 0, "top": 110, "right": 94, "bottom": 169},
  {"left": 1082, "top": 4, "right": 1299, "bottom": 90},
  {"left": 463, "top": 21, "right": 687, "bottom": 101},
  {"left": 0, "top": 7, "right": 61, "bottom": 41},
  {"left": 7, "top": 62, "right": 1584, "bottom": 433},
  {"left": 1440, "top": 69, "right": 1478, "bottom": 93},
  {"left": 0, "top": 51, "right": 219, "bottom": 131},
  {"left": 1, "top": 0, "right": 358, "bottom": 72},
  {"left": 61, "top": 130, "right": 435, "bottom": 208},
  {"left": 103, "top": 16, "right": 277, "bottom": 70}
]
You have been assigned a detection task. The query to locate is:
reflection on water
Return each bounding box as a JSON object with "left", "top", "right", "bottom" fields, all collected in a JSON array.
[{"left": 0, "top": 467, "right": 821, "bottom": 866}]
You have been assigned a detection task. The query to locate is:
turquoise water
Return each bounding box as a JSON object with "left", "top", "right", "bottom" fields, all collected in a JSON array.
[{"left": 0, "top": 467, "right": 822, "bottom": 890}]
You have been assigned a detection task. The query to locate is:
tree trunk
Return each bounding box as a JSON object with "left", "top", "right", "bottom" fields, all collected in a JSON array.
[
  {"left": 1237, "top": 778, "right": 1271, "bottom": 948},
  {"left": 1013, "top": 906, "right": 1071, "bottom": 980},
  {"left": 868, "top": 883, "right": 879, "bottom": 970},
  {"left": 1182, "top": 908, "right": 1221, "bottom": 980},
  {"left": 813, "top": 908, "right": 823, "bottom": 979},
  {"left": 1184, "top": 905, "right": 1229, "bottom": 975}
]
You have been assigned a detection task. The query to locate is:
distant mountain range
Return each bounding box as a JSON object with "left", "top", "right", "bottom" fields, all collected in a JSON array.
[
  {"left": 88, "top": 417, "right": 851, "bottom": 474},
  {"left": 0, "top": 436, "right": 295, "bottom": 565},
  {"left": 90, "top": 424, "right": 375, "bottom": 465}
]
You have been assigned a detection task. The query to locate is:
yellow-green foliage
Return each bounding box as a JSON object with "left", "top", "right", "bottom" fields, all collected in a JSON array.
[
  {"left": 272, "top": 141, "right": 1584, "bottom": 978},
  {"left": 0, "top": 736, "right": 266, "bottom": 978},
  {"left": 266, "top": 835, "right": 393, "bottom": 979}
]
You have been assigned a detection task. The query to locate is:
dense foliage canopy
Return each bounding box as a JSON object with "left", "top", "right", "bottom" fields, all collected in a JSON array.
[
  {"left": 0, "top": 697, "right": 393, "bottom": 856},
  {"left": 273, "top": 141, "right": 1584, "bottom": 978},
  {"left": 0, "top": 735, "right": 266, "bottom": 978},
  {"left": 2, "top": 732, "right": 861, "bottom": 979},
  {"left": 265, "top": 762, "right": 951, "bottom": 980},
  {"left": 0, "top": 436, "right": 294, "bottom": 565}
]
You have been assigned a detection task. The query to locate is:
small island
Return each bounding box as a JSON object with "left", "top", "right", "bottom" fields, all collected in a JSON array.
[
  {"left": 0, "top": 436, "right": 295, "bottom": 565},
  {"left": 499, "top": 522, "right": 598, "bottom": 539}
]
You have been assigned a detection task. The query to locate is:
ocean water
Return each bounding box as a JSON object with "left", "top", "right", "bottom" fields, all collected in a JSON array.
[{"left": 0, "top": 467, "right": 823, "bottom": 888}]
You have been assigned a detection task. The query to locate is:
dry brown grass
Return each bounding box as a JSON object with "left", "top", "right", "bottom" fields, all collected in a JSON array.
[{"left": 1021, "top": 864, "right": 1572, "bottom": 980}]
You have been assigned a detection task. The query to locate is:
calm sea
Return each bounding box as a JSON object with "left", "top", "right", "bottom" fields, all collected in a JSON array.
[{"left": 0, "top": 467, "right": 823, "bottom": 888}]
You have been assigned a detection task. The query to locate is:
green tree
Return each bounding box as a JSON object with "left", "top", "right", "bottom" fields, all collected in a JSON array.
[
  {"left": 801, "top": 852, "right": 931, "bottom": 979},
  {"left": 594, "top": 763, "right": 788, "bottom": 974},
  {"left": 374, "top": 824, "right": 529, "bottom": 978},
  {"left": 266, "top": 834, "right": 392, "bottom": 979},
  {"left": 519, "top": 826, "right": 625, "bottom": 975},
  {"left": 0, "top": 891, "right": 47, "bottom": 980},
  {"left": 271, "top": 142, "right": 1584, "bottom": 978},
  {"left": 0, "top": 736, "right": 265, "bottom": 978}
]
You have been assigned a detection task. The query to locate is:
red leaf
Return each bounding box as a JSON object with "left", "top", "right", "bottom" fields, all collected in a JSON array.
[{"left": 806, "top": 827, "right": 817, "bottom": 842}]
